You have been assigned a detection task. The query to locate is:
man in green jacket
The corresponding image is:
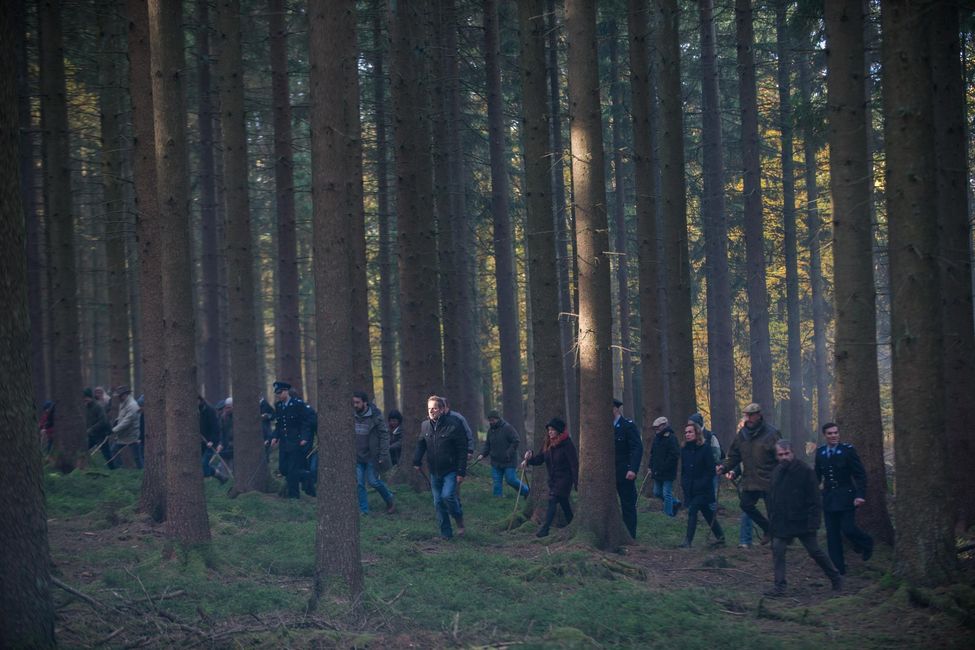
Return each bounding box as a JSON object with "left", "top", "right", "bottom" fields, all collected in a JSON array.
[{"left": 353, "top": 391, "right": 395, "bottom": 514}]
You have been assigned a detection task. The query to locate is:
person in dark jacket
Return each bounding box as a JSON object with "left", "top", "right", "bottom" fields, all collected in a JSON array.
[
  {"left": 269, "top": 381, "right": 314, "bottom": 498},
  {"left": 198, "top": 395, "right": 225, "bottom": 483},
  {"left": 388, "top": 409, "right": 403, "bottom": 466},
  {"left": 814, "top": 422, "right": 874, "bottom": 574},
  {"left": 413, "top": 395, "right": 469, "bottom": 539},
  {"left": 353, "top": 391, "right": 394, "bottom": 514},
  {"left": 649, "top": 416, "right": 682, "bottom": 517},
  {"left": 613, "top": 399, "right": 644, "bottom": 538},
  {"left": 217, "top": 397, "right": 234, "bottom": 467},
  {"left": 260, "top": 397, "right": 275, "bottom": 462},
  {"left": 679, "top": 422, "right": 725, "bottom": 548},
  {"left": 523, "top": 417, "right": 578, "bottom": 538},
  {"left": 717, "top": 403, "right": 781, "bottom": 542},
  {"left": 478, "top": 410, "right": 528, "bottom": 497},
  {"left": 767, "top": 440, "right": 842, "bottom": 597},
  {"left": 84, "top": 388, "right": 115, "bottom": 469}
]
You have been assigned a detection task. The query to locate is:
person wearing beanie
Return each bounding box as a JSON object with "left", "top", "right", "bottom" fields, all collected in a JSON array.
[
  {"left": 478, "top": 410, "right": 528, "bottom": 497},
  {"left": 523, "top": 417, "right": 578, "bottom": 538}
]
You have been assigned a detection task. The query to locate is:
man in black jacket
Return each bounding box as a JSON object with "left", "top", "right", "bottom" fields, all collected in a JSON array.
[
  {"left": 413, "top": 395, "right": 469, "bottom": 539},
  {"left": 614, "top": 399, "right": 644, "bottom": 539},
  {"left": 478, "top": 410, "right": 528, "bottom": 497},
  {"left": 814, "top": 422, "right": 874, "bottom": 574},
  {"left": 767, "top": 440, "right": 842, "bottom": 597},
  {"left": 269, "top": 381, "right": 313, "bottom": 499},
  {"left": 649, "top": 416, "right": 681, "bottom": 517}
]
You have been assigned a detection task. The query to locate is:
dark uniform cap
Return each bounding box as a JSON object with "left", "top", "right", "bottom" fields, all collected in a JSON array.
[
  {"left": 613, "top": 399, "right": 624, "bottom": 408},
  {"left": 272, "top": 381, "right": 292, "bottom": 393}
]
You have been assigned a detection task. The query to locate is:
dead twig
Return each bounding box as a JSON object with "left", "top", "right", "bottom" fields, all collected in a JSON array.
[
  {"left": 94, "top": 627, "right": 126, "bottom": 646},
  {"left": 51, "top": 576, "right": 110, "bottom": 612}
]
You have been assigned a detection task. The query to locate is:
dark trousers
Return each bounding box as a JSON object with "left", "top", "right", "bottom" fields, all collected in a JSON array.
[
  {"left": 739, "top": 489, "right": 770, "bottom": 535},
  {"left": 617, "top": 478, "right": 638, "bottom": 538},
  {"left": 772, "top": 533, "right": 839, "bottom": 589},
  {"left": 280, "top": 448, "right": 307, "bottom": 498},
  {"left": 540, "top": 495, "right": 574, "bottom": 533},
  {"left": 686, "top": 495, "right": 724, "bottom": 544},
  {"left": 824, "top": 509, "right": 873, "bottom": 574}
]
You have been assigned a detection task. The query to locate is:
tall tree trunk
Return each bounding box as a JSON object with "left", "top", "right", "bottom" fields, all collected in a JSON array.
[
  {"left": 929, "top": 0, "right": 975, "bottom": 533},
  {"left": 149, "top": 0, "right": 210, "bottom": 544},
  {"left": 309, "top": 0, "right": 364, "bottom": 600},
  {"left": 129, "top": 0, "right": 166, "bottom": 522},
  {"left": 197, "top": 0, "right": 222, "bottom": 401},
  {"left": 100, "top": 0, "right": 131, "bottom": 392},
  {"left": 883, "top": 0, "right": 954, "bottom": 586},
  {"left": 565, "top": 0, "right": 625, "bottom": 550},
  {"left": 269, "top": 0, "right": 302, "bottom": 394},
  {"left": 39, "top": 0, "right": 85, "bottom": 470},
  {"left": 657, "top": 0, "right": 696, "bottom": 422},
  {"left": 797, "top": 48, "right": 830, "bottom": 435},
  {"left": 216, "top": 0, "right": 267, "bottom": 494},
  {"left": 606, "top": 20, "right": 633, "bottom": 413},
  {"left": 17, "top": 0, "right": 46, "bottom": 406},
  {"left": 0, "top": 4, "right": 56, "bottom": 641},
  {"left": 519, "top": 0, "right": 562, "bottom": 519},
  {"left": 775, "top": 0, "right": 803, "bottom": 440},
  {"left": 735, "top": 0, "right": 774, "bottom": 413},
  {"left": 390, "top": 0, "right": 443, "bottom": 489},
  {"left": 548, "top": 0, "right": 577, "bottom": 433},
  {"left": 373, "top": 6, "right": 397, "bottom": 413},
  {"left": 485, "top": 0, "right": 524, "bottom": 431},
  {"left": 697, "top": 0, "right": 735, "bottom": 445},
  {"left": 824, "top": 0, "right": 893, "bottom": 544}
]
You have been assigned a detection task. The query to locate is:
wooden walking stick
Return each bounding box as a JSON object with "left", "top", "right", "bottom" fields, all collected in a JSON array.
[{"left": 506, "top": 463, "right": 530, "bottom": 532}]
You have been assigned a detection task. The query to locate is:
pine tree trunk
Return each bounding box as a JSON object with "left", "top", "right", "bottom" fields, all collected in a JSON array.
[
  {"left": 39, "top": 0, "right": 86, "bottom": 471},
  {"left": 797, "top": 50, "right": 830, "bottom": 436},
  {"left": 216, "top": 0, "right": 267, "bottom": 494},
  {"left": 390, "top": 0, "right": 443, "bottom": 490},
  {"left": 657, "top": 0, "right": 696, "bottom": 422},
  {"left": 309, "top": 0, "right": 364, "bottom": 600},
  {"left": 269, "top": 0, "right": 303, "bottom": 394},
  {"left": 883, "top": 0, "right": 955, "bottom": 586},
  {"left": 129, "top": 0, "right": 166, "bottom": 522},
  {"left": 149, "top": 0, "right": 210, "bottom": 545},
  {"left": 565, "top": 0, "right": 626, "bottom": 550},
  {"left": 824, "top": 0, "right": 893, "bottom": 544},
  {"left": 485, "top": 0, "right": 524, "bottom": 432},
  {"left": 519, "top": 0, "right": 562, "bottom": 519},
  {"left": 197, "top": 0, "right": 223, "bottom": 401},
  {"left": 100, "top": 1, "right": 131, "bottom": 392},
  {"left": 929, "top": 0, "right": 975, "bottom": 533},
  {"left": 0, "top": 5, "right": 56, "bottom": 641},
  {"left": 775, "top": 0, "right": 803, "bottom": 441},
  {"left": 735, "top": 0, "right": 774, "bottom": 413},
  {"left": 373, "top": 6, "right": 398, "bottom": 413},
  {"left": 697, "top": 0, "right": 735, "bottom": 445}
]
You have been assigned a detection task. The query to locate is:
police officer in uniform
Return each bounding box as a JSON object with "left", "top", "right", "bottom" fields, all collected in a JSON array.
[
  {"left": 269, "top": 381, "right": 314, "bottom": 498},
  {"left": 613, "top": 398, "right": 644, "bottom": 539},
  {"left": 814, "top": 422, "right": 874, "bottom": 574}
]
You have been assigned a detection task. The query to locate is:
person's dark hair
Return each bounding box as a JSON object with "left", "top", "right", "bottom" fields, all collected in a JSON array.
[
  {"left": 776, "top": 439, "right": 793, "bottom": 451},
  {"left": 388, "top": 409, "right": 402, "bottom": 422},
  {"left": 353, "top": 390, "right": 369, "bottom": 403},
  {"left": 821, "top": 422, "right": 837, "bottom": 433}
]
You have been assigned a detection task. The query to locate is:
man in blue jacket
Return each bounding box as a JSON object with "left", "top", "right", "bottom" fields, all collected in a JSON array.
[{"left": 614, "top": 399, "right": 644, "bottom": 539}]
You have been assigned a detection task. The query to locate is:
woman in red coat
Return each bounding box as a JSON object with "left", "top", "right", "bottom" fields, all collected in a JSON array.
[{"left": 523, "top": 417, "right": 578, "bottom": 538}]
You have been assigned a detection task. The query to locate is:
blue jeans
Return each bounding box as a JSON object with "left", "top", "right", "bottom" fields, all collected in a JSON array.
[
  {"left": 653, "top": 479, "right": 680, "bottom": 516},
  {"left": 739, "top": 512, "right": 753, "bottom": 545},
  {"left": 429, "top": 472, "right": 464, "bottom": 538},
  {"left": 491, "top": 466, "right": 529, "bottom": 497},
  {"left": 356, "top": 462, "right": 393, "bottom": 513}
]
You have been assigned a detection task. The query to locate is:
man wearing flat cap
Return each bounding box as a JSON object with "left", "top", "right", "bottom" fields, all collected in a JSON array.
[
  {"left": 649, "top": 416, "right": 681, "bottom": 517},
  {"left": 269, "top": 381, "right": 314, "bottom": 498},
  {"left": 111, "top": 386, "right": 142, "bottom": 467},
  {"left": 613, "top": 398, "right": 644, "bottom": 539},
  {"left": 716, "top": 403, "right": 781, "bottom": 542}
]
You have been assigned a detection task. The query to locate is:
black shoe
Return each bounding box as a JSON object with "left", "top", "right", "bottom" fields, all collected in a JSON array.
[
  {"left": 672, "top": 502, "right": 682, "bottom": 517},
  {"left": 677, "top": 540, "right": 691, "bottom": 548},
  {"left": 536, "top": 527, "right": 550, "bottom": 538},
  {"left": 709, "top": 538, "right": 726, "bottom": 549},
  {"left": 764, "top": 587, "right": 786, "bottom": 598},
  {"left": 862, "top": 546, "right": 873, "bottom": 562},
  {"left": 831, "top": 575, "right": 844, "bottom": 592}
]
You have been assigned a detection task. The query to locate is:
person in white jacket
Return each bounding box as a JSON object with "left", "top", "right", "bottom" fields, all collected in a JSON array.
[{"left": 111, "top": 386, "right": 142, "bottom": 467}]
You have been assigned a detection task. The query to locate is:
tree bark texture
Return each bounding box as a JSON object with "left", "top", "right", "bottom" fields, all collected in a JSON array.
[
  {"left": 697, "top": 0, "right": 735, "bottom": 446},
  {"left": 390, "top": 0, "right": 443, "bottom": 490},
  {"left": 309, "top": 0, "right": 364, "bottom": 600},
  {"left": 39, "top": 0, "right": 86, "bottom": 470},
  {"left": 269, "top": 0, "right": 303, "bottom": 395},
  {"left": 775, "top": 0, "right": 803, "bottom": 441},
  {"left": 735, "top": 0, "right": 774, "bottom": 413},
  {"left": 565, "top": 0, "right": 626, "bottom": 550},
  {"left": 929, "top": 0, "right": 975, "bottom": 532},
  {"left": 216, "top": 0, "right": 267, "bottom": 494},
  {"left": 129, "top": 0, "right": 167, "bottom": 522},
  {"left": 149, "top": 0, "right": 210, "bottom": 544},
  {"left": 824, "top": 0, "right": 893, "bottom": 544},
  {"left": 882, "top": 0, "right": 954, "bottom": 586},
  {"left": 657, "top": 0, "right": 696, "bottom": 422},
  {"left": 0, "top": 4, "right": 56, "bottom": 642}
]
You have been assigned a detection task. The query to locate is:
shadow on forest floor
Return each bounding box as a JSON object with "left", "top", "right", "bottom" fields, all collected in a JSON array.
[{"left": 44, "top": 465, "right": 975, "bottom": 648}]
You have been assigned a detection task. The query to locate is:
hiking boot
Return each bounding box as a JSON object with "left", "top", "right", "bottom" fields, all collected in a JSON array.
[
  {"left": 455, "top": 518, "right": 465, "bottom": 536},
  {"left": 737, "top": 543, "right": 752, "bottom": 549},
  {"left": 758, "top": 532, "right": 771, "bottom": 546},
  {"left": 671, "top": 502, "right": 682, "bottom": 517},
  {"left": 831, "top": 575, "right": 844, "bottom": 592},
  {"left": 386, "top": 499, "right": 396, "bottom": 514},
  {"left": 862, "top": 546, "right": 873, "bottom": 562},
  {"left": 536, "top": 527, "right": 550, "bottom": 538},
  {"left": 709, "top": 538, "right": 726, "bottom": 549}
]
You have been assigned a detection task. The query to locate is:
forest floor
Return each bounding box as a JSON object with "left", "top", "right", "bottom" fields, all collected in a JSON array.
[{"left": 44, "top": 463, "right": 975, "bottom": 649}]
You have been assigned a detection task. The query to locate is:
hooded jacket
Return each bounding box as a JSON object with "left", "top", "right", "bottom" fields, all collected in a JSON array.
[{"left": 720, "top": 418, "right": 781, "bottom": 492}]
